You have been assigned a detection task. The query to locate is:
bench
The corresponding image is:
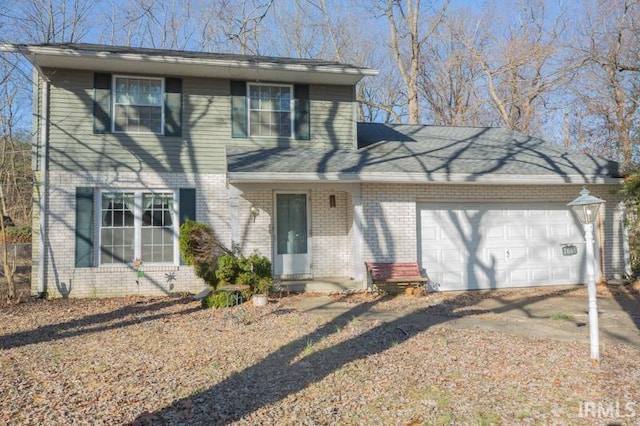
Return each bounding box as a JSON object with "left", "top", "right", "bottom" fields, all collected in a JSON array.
[{"left": 365, "top": 261, "right": 429, "bottom": 293}]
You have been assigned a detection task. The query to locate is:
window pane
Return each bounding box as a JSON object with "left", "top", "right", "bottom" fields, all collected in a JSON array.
[
  {"left": 248, "top": 84, "right": 292, "bottom": 137},
  {"left": 114, "top": 77, "right": 163, "bottom": 133},
  {"left": 277, "top": 194, "right": 307, "bottom": 255},
  {"left": 100, "top": 192, "right": 135, "bottom": 264},
  {"left": 141, "top": 193, "right": 174, "bottom": 263}
]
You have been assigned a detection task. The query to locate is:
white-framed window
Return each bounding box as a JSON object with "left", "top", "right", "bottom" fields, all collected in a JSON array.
[
  {"left": 113, "top": 76, "right": 164, "bottom": 134},
  {"left": 248, "top": 83, "right": 293, "bottom": 137},
  {"left": 99, "top": 190, "right": 177, "bottom": 265}
]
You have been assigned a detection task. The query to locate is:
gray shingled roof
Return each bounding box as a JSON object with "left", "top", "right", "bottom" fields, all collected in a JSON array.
[{"left": 226, "top": 123, "right": 621, "bottom": 183}]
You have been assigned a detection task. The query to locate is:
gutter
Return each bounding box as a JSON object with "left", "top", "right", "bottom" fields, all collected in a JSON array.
[
  {"left": 227, "top": 172, "right": 623, "bottom": 186},
  {"left": 37, "top": 67, "right": 49, "bottom": 298}
]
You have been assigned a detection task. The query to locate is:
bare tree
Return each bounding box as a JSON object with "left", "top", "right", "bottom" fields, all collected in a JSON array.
[
  {"left": 215, "top": 0, "right": 274, "bottom": 54},
  {"left": 382, "top": 0, "right": 449, "bottom": 124},
  {"left": 456, "top": 0, "right": 568, "bottom": 135},
  {"left": 13, "top": 0, "right": 94, "bottom": 43},
  {"left": 571, "top": 0, "right": 640, "bottom": 168},
  {"left": 102, "top": 0, "right": 202, "bottom": 49},
  {"left": 418, "top": 11, "right": 484, "bottom": 126}
]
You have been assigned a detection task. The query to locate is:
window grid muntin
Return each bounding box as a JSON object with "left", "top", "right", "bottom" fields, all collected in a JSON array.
[
  {"left": 113, "top": 75, "right": 164, "bottom": 134},
  {"left": 99, "top": 190, "right": 176, "bottom": 266},
  {"left": 247, "top": 83, "right": 293, "bottom": 137},
  {"left": 100, "top": 192, "right": 136, "bottom": 264},
  {"left": 141, "top": 193, "right": 174, "bottom": 263}
]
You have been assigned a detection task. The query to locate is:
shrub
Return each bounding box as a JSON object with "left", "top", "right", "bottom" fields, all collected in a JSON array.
[
  {"left": 201, "top": 291, "right": 230, "bottom": 309},
  {"left": 215, "top": 251, "right": 273, "bottom": 295},
  {"left": 247, "top": 252, "right": 272, "bottom": 279},
  {"left": 179, "top": 220, "right": 232, "bottom": 288},
  {"left": 216, "top": 254, "right": 240, "bottom": 283},
  {"left": 0, "top": 224, "right": 32, "bottom": 243}
]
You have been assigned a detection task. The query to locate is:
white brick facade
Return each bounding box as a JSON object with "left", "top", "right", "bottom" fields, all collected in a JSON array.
[
  {"left": 33, "top": 171, "right": 231, "bottom": 298},
  {"left": 360, "top": 183, "right": 627, "bottom": 281},
  {"left": 34, "top": 173, "right": 627, "bottom": 298}
]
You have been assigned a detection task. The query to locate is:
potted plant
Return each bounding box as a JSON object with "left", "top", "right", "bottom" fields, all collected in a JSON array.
[{"left": 252, "top": 277, "right": 272, "bottom": 307}]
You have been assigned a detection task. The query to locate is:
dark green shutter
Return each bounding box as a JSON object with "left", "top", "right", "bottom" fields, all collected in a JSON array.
[
  {"left": 179, "top": 188, "right": 196, "bottom": 265},
  {"left": 93, "top": 73, "right": 112, "bottom": 134},
  {"left": 294, "top": 84, "right": 310, "bottom": 140},
  {"left": 231, "top": 80, "right": 247, "bottom": 138},
  {"left": 75, "top": 187, "right": 94, "bottom": 267},
  {"left": 164, "top": 78, "right": 182, "bottom": 136}
]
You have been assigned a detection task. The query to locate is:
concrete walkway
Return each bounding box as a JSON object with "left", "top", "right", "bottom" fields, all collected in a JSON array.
[{"left": 288, "top": 286, "right": 640, "bottom": 350}]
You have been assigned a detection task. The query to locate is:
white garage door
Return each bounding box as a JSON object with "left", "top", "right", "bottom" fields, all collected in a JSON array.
[{"left": 419, "top": 202, "right": 591, "bottom": 291}]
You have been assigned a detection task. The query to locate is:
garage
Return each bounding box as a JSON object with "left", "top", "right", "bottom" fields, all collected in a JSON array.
[{"left": 418, "top": 202, "right": 594, "bottom": 291}]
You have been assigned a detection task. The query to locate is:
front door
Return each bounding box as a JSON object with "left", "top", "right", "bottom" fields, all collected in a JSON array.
[{"left": 274, "top": 193, "right": 311, "bottom": 278}]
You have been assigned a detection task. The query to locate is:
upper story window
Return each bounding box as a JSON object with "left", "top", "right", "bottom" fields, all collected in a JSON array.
[
  {"left": 231, "top": 80, "right": 309, "bottom": 140},
  {"left": 93, "top": 73, "right": 181, "bottom": 136},
  {"left": 248, "top": 83, "right": 293, "bottom": 137},
  {"left": 113, "top": 76, "right": 164, "bottom": 134}
]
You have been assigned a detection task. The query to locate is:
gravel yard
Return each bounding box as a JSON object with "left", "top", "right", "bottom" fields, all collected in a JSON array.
[{"left": 1, "top": 285, "right": 639, "bottom": 425}]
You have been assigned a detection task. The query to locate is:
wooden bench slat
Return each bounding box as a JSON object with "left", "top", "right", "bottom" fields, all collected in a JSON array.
[
  {"left": 375, "top": 277, "right": 428, "bottom": 283},
  {"left": 365, "top": 261, "right": 429, "bottom": 290}
]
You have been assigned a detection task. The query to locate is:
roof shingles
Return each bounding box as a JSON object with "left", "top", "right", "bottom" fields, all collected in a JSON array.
[{"left": 226, "top": 123, "right": 621, "bottom": 183}]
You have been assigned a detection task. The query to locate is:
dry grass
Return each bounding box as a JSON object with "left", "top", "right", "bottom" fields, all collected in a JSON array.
[{"left": 1, "top": 283, "right": 639, "bottom": 425}]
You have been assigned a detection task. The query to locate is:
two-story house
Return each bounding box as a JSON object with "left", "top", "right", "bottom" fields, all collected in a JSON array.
[{"left": 4, "top": 43, "right": 629, "bottom": 298}]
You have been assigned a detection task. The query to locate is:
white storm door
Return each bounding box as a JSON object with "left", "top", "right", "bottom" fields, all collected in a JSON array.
[{"left": 274, "top": 193, "right": 312, "bottom": 278}]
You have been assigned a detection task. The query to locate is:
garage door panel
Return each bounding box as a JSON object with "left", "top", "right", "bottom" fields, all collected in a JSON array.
[
  {"left": 531, "top": 268, "right": 551, "bottom": 282},
  {"left": 487, "top": 227, "right": 505, "bottom": 239},
  {"left": 441, "top": 249, "right": 463, "bottom": 263},
  {"left": 506, "top": 226, "right": 526, "bottom": 239},
  {"left": 550, "top": 224, "right": 572, "bottom": 238},
  {"left": 552, "top": 267, "right": 573, "bottom": 282},
  {"left": 530, "top": 245, "right": 549, "bottom": 261},
  {"left": 529, "top": 225, "right": 547, "bottom": 239},
  {"left": 509, "top": 269, "right": 530, "bottom": 285},
  {"left": 421, "top": 226, "right": 438, "bottom": 240},
  {"left": 419, "top": 202, "right": 586, "bottom": 291}
]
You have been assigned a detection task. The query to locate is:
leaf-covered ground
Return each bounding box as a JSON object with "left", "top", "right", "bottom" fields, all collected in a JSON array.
[{"left": 1, "top": 285, "right": 639, "bottom": 425}]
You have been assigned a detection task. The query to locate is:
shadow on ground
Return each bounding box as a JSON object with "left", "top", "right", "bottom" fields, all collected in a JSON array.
[
  {"left": 0, "top": 297, "right": 198, "bottom": 350},
  {"left": 132, "top": 287, "right": 589, "bottom": 425}
]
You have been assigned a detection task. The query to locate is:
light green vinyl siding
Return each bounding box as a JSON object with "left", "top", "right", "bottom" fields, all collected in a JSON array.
[
  {"left": 309, "top": 84, "right": 355, "bottom": 148},
  {"left": 43, "top": 68, "right": 356, "bottom": 173}
]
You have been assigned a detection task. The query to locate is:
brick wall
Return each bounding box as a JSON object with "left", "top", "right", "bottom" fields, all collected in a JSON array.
[
  {"left": 33, "top": 175, "right": 627, "bottom": 297},
  {"left": 33, "top": 170, "right": 230, "bottom": 298},
  {"left": 360, "top": 183, "right": 627, "bottom": 281}
]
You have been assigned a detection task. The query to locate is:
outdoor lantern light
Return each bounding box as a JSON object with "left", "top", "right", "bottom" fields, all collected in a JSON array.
[
  {"left": 569, "top": 188, "right": 606, "bottom": 225},
  {"left": 568, "top": 187, "right": 605, "bottom": 362},
  {"left": 249, "top": 204, "right": 260, "bottom": 222}
]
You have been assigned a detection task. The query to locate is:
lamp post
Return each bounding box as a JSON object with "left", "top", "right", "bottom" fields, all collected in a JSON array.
[{"left": 568, "top": 188, "right": 606, "bottom": 362}]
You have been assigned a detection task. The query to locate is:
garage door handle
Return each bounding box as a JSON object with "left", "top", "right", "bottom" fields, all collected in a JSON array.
[{"left": 505, "top": 249, "right": 510, "bottom": 259}]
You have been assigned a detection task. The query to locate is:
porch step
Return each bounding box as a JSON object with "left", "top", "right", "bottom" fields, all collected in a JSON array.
[{"left": 275, "top": 277, "right": 363, "bottom": 294}]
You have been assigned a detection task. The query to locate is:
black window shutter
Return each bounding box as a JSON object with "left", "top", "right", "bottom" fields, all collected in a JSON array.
[
  {"left": 230, "top": 80, "right": 247, "bottom": 138},
  {"left": 294, "top": 84, "right": 310, "bottom": 140},
  {"left": 164, "top": 78, "right": 182, "bottom": 136},
  {"left": 93, "top": 73, "right": 112, "bottom": 134},
  {"left": 179, "top": 188, "right": 196, "bottom": 265},
  {"left": 75, "top": 187, "right": 94, "bottom": 267}
]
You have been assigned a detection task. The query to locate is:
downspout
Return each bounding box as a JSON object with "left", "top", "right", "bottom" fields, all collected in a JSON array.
[{"left": 36, "top": 62, "right": 49, "bottom": 298}]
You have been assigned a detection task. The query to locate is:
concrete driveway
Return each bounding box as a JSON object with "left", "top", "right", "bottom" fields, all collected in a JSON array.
[{"left": 288, "top": 284, "right": 640, "bottom": 350}]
